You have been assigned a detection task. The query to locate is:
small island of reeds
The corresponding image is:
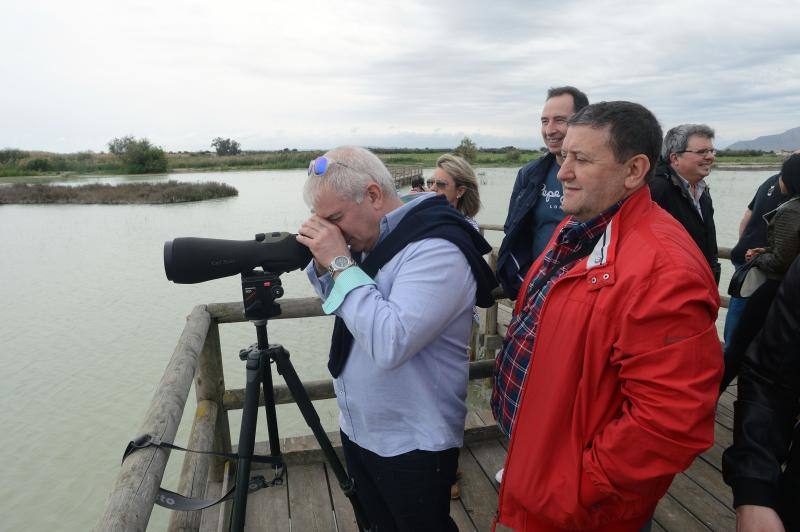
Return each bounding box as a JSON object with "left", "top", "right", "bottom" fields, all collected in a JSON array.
[{"left": 0, "top": 180, "right": 238, "bottom": 205}]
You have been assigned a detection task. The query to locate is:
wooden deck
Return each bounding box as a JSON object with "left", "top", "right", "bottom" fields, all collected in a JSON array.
[{"left": 196, "top": 394, "right": 739, "bottom": 532}]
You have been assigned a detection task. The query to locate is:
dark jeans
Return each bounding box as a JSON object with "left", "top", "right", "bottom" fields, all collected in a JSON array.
[
  {"left": 340, "top": 431, "right": 459, "bottom": 532},
  {"left": 720, "top": 278, "right": 781, "bottom": 393}
]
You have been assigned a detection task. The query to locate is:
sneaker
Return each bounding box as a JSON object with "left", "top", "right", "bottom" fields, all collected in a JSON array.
[{"left": 495, "top": 468, "right": 504, "bottom": 484}]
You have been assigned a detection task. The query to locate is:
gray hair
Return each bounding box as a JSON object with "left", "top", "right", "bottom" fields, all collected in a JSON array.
[
  {"left": 303, "top": 146, "right": 396, "bottom": 207},
  {"left": 662, "top": 124, "right": 715, "bottom": 159},
  {"left": 436, "top": 153, "right": 481, "bottom": 218}
]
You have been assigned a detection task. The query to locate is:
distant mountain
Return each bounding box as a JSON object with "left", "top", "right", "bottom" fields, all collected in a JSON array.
[{"left": 727, "top": 126, "right": 800, "bottom": 151}]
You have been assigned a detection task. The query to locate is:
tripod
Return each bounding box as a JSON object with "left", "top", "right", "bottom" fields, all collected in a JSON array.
[{"left": 230, "top": 271, "right": 371, "bottom": 532}]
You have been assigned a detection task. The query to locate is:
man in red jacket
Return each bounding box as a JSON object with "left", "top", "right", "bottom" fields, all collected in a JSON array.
[{"left": 492, "top": 101, "right": 723, "bottom": 531}]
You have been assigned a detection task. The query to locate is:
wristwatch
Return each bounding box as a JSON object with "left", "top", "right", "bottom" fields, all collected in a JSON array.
[{"left": 327, "top": 255, "right": 355, "bottom": 277}]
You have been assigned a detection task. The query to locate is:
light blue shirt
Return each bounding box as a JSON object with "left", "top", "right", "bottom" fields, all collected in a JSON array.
[
  {"left": 305, "top": 193, "right": 477, "bottom": 456},
  {"left": 675, "top": 173, "right": 708, "bottom": 220}
]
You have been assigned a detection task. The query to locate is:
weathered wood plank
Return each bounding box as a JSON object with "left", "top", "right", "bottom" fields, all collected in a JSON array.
[
  {"left": 714, "top": 420, "right": 733, "bottom": 449},
  {"left": 242, "top": 469, "right": 289, "bottom": 532},
  {"left": 207, "top": 297, "right": 325, "bottom": 323},
  {"left": 457, "top": 440, "right": 501, "bottom": 530},
  {"left": 199, "top": 480, "right": 223, "bottom": 532},
  {"left": 327, "top": 463, "right": 359, "bottom": 532},
  {"left": 666, "top": 472, "right": 735, "bottom": 530},
  {"left": 450, "top": 498, "right": 478, "bottom": 531},
  {"left": 654, "top": 492, "right": 711, "bottom": 531},
  {"left": 195, "top": 321, "right": 231, "bottom": 482},
  {"left": 223, "top": 360, "right": 497, "bottom": 410},
  {"left": 287, "top": 463, "right": 336, "bottom": 532},
  {"left": 685, "top": 454, "right": 733, "bottom": 509},
  {"left": 702, "top": 443, "right": 725, "bottom": 472},
  {"left": 95, "top": 305, "right": 211, "bottom": 532},
  {"left": 467, "top": 438, "right": 507, "bottom": 491},
  {"left": 168, "top": 399, "right": 219, "bottom": 532}
]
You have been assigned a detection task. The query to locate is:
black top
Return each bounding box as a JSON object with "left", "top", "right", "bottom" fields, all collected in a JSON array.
[
  {"left": 730, "top": 173, "right": 790, "bottom": 265},
  {"left": 722, "top": 255, "right": 800, "bottom": 528},
  {"left": 649, "top": 159, "right": 720, "bottom": 284}
]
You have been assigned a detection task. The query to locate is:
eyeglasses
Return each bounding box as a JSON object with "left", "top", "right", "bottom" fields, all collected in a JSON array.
[
  {"left": 308, "top": 156, "right": 378, "bottom": 181},
  {"left": 679, "top": 148, "right": 716, "bottom": 157},
  {"left": 426, "top": 179, "right": 449, "bottom": 189}
]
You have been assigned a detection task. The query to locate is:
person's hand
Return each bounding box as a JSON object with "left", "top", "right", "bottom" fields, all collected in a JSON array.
[
  {"left": 296, "top": 215, "right": 350, "bottom": 274},
  {"left": 745, "top": 247, "right": 766, "bottom": 261},
  {"left": 736, "top": 505, "right": 785, "bottom": 532}
]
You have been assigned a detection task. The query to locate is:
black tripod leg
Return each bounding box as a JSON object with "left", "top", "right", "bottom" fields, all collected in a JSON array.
[
  {"left": 230, "top": 350, "right": 263, "bottom": 532},
  {"left": 255, "top": 324, "right": 282, "bottom": 462},
  {"left": 270, "top": 346, "right": 372, "bottom": 532}
]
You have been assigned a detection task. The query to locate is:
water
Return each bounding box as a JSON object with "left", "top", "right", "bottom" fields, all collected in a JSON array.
[{"left": 0, "top": 166, "right": 775, "bottom": 530}]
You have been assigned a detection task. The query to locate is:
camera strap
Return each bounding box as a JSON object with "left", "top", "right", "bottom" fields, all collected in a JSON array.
[{"left": 123, "top": 434, "right": 285, "bottom": 511}]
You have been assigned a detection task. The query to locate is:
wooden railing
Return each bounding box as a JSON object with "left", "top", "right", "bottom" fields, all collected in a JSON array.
[{"left": 96, "top": 224, "right": 733, "bottom": 531}]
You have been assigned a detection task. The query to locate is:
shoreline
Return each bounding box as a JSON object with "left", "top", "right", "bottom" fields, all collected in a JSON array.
[{"left": 0, "top": 161, "right": 782, "bottom": 184}]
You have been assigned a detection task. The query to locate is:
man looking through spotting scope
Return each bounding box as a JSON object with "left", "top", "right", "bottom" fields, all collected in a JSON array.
[{"left": 296, "top": 146, "right": 497, "bottom": 531}]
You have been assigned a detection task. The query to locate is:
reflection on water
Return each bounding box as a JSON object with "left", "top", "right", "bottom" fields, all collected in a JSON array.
[{"left": 0, "top": 167, "right": 775, "bottom": 530}]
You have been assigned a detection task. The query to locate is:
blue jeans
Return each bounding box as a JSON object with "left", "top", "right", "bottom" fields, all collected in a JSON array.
[
  {"left": 340, "top": 431, "right": 459, "bottom": 532},
  {"left": 723, "top": 295, "right": 748, "bottom": 348}
]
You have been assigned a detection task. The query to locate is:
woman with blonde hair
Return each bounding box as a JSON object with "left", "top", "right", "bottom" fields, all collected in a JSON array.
[{"left": 428, "top": 154, "right": 482, "bottom": 229}]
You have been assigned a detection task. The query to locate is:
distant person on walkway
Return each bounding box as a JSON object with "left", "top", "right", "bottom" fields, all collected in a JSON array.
[
  {"left": 496, "top": 86, "right": 589, "bottom": 298},
  {"left": 723, "top": 254, "right": 800, "bottom": 532},
  {"left": 428, "top": 153, "right": 482, "bottom": 229},
  {"left": 409, "top": 175, "right": 427, "bottom": 193},
  {"left": 723, "top": 171, "right": 789, "bottom": 346},
  {"left": 721, "top": 154, "right": 800, "bottom": 392},
  {"left": 491, "top": 102, "right": 722, "bottom": 531},
  {"left": 296, "top": 146, "right": 497, "bottom": 531},
  {"left": 649, "top": 124, "right": 721, "bottom": 284}
]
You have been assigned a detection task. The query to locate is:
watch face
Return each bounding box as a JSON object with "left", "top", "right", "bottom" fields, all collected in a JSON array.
[{"left": 333, "top": 256, "right": 351, "bottom": 268}]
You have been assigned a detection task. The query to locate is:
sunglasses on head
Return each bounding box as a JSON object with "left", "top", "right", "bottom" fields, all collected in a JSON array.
[
  {"left": 308, "top": 156, "right": 379, "bottom": 182},
  {"left": 426, "top": 179, "right": 448, "bottom": 188}
]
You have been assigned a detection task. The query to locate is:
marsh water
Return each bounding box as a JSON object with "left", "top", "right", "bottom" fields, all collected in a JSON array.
[{"left": 0, "top": 166, "right": 774, "bottom": 530}]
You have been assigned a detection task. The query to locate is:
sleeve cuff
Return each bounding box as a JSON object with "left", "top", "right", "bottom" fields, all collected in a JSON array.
[
  {"left": 732, "top": 479, "right": 780, "bottom": 510},
  {"left": 321, "top": 266, "right": 376, "bottom": 314}
]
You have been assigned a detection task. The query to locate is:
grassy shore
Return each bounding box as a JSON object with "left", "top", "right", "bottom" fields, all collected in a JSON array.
[
  {"left": 0, "top": 181, "right": 238, "bottom": 205},
  {"left": 0, "top": 148, "right": 785, "bottom": 183}
]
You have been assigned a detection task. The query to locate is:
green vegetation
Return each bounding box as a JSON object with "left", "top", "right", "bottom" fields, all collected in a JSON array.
[
  {"left": 211, "top": 137, "right": 241, "bottom": 156},
  {"left": 0, "top": 143, "right": 785, "bottom": 182},
  {"left": 0, "top": 180, "right": 237, "bottom": 205},
  {"left": 108, "top": 136, "right": 168, "bottom": 174},
  {"left": 454, "top": 136, "right": 478, "bottom": 163}
]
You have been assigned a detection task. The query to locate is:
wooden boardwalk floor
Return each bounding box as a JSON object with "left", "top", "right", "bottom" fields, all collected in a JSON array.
[{"left": 199, "top": 389, "right": 739, "bottom": 532}]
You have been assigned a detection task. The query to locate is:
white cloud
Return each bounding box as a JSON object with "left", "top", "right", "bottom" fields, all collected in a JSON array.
[{"left": 2, "top": 0, "right": 799, "bottom": 152}]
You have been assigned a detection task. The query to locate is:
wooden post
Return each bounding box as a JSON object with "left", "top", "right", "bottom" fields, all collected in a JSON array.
[
  {"left": 167, "top": 399, "right": 219, "bottom": 532},
  {"left": 194, "top": 322, "right": 231, "bottom": 481},
  {"left": 95, "top": 305, "right": 211, "bottom": 532}
]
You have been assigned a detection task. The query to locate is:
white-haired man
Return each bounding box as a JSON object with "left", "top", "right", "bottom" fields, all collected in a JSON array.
[{"left": 296, "top": 146, "right": 497, "bottom": 531}]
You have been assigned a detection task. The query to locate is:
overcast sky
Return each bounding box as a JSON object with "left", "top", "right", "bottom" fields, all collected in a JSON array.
[{"left": 2, "top": 0, "right": 799, "bottom": 152}]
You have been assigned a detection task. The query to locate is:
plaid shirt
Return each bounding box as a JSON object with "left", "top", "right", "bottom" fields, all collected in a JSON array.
[{"left": 492, "top": 202, "right": 623, "bottom": 438}]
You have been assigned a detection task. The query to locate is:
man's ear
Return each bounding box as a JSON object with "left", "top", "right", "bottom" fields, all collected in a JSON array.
[
  {"left": 624, "top": 154, "right": 650, "bottom": 190},
  {"left": 365, "top": 182, "right": 384, "bottom": 209}
]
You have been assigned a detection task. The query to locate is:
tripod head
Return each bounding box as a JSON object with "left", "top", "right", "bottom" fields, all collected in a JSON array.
[{"left": 241, "top": 270, "right": 284, "bottom": 321}]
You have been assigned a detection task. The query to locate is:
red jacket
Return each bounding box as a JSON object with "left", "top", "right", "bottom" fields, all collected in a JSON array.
[{"left": 495, "top": 186, "right": 723, "bottom": 531}]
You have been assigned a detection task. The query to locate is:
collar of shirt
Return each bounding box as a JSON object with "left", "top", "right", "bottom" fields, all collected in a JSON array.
[
  {"left": 675, "top": 172, "right": 708, "bottom": 205},
  {"left": 556, "top": 199, "right": 625, "bottom": 247},
  {"left": 363, "top": 192, "right": 437, "bottom": 260}
]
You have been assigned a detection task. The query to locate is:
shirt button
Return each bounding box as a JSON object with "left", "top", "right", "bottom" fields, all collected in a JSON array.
[
  {"left": 603, "top": 273, "right": 610, "bottom": 280},
  {"left": 591, "top": 277, "right": 597, "bottom": 284}
]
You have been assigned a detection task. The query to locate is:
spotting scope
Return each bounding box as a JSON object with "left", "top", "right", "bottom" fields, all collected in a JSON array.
[{"left": 164, "top": 232, "right": 312, "bottom": 284}]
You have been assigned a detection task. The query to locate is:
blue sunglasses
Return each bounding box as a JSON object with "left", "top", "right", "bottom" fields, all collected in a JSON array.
[{"left": 308, "top": 156, "right": 378, "bottom": 181}]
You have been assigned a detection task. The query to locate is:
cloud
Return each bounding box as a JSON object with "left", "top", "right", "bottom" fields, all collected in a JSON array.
[{"left": 2, "top": 0, "right": 799, "bottom": 151}]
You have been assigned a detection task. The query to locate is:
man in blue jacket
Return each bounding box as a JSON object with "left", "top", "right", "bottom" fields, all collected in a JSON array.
[{"left": 496, "top": 86, "right": 589, "bottom": 298}]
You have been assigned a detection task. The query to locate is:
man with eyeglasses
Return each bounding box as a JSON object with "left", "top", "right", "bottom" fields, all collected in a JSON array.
[
  {"left": 296, "top": 146, "right": 497, "bottom": 531},
  {"left": 496, "top": 86, "right": 589, "bottom": 299},
  {"left": 649, "top": 124, "right": 721, "bottom": 284}
]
